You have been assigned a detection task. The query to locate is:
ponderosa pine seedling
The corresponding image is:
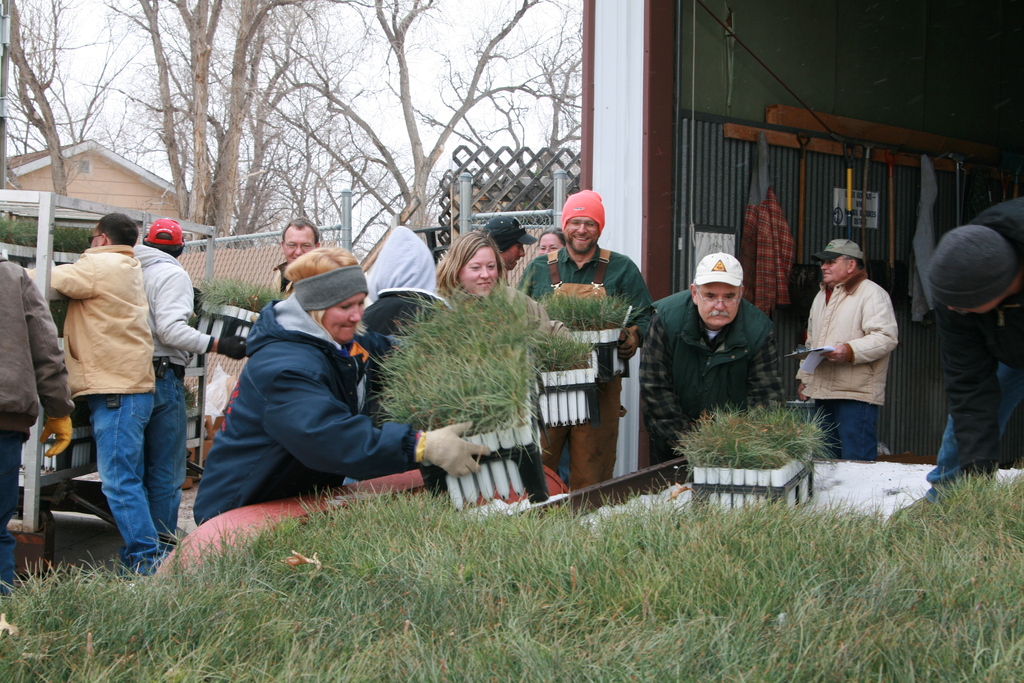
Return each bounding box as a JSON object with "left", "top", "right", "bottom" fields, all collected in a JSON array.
[
  {"left": 377, "top": 294, "right": 544, "bottom": 435},
  {"left": 199, "top": 279, "right": 279, "bottom": 313},
  {"left": 0, "top": 219, "right": 92, "bottom": 253},
  {"left": 538, "top": 294, "right": 633, "bottom": 331},
  {"left": 675, "top": 405, "right": 827, "bottom": 471},
  {"left": 533, "top": 333, "right": 594, "bottom": 373}
]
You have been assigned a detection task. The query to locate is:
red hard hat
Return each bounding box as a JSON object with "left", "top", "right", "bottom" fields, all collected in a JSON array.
[{"left": 145, "top": 218, "right": 183, "bottom": 247}]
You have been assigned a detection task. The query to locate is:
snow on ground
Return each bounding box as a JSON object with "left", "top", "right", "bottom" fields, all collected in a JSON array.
[
  {"left": 814, "top": 461, "right": 1023, "bottom": 518},
  {"left": 469, "top": 462, "right": 1024, "bottom": 522},
  {"left": 812, "top": 461, "right": 935, "bottom": 518}
]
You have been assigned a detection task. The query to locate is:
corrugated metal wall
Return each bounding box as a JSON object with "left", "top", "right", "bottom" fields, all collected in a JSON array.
[{"left": 673, "top": 115, "right": 1024, "bottom": 459}]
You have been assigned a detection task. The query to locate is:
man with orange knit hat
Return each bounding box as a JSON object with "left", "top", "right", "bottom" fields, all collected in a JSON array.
[{"left": 519, "top": 190, "right": 653, "bottom": 489}]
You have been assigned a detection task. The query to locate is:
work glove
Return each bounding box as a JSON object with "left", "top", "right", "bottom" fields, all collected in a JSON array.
[
  {"left": 617, "top": 325, "right": 642, "bottom": 360},
  {"left": 420, "top": 422, "right": 488, "bottom": 478},
  {"left": 39, "top": 416, "right": 73, "bottom": 457},
  {"left": 218, "top": 336, "right": 247, "bottom": 359}
]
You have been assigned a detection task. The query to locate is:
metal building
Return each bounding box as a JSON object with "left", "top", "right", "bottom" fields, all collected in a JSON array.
[{"left": 585, "top": 1, "right": 1024, "bottom": 467}]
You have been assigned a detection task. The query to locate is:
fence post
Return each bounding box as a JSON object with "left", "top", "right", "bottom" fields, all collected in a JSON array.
[
  {"left": 458, "top": 172, "right": 473, "bottom": 236},
  {"left": 24, "top": 192, "right": 56, "bottom": 531},
  {"left": 553, "top": 169, "right": 567, "bottom": 228},
  {"left": 341, "top": 188, "right": 353, "bottom": 251}
]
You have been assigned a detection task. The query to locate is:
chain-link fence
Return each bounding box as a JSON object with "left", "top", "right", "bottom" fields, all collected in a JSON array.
[
  {"left": 461, "top": 210, "right": 559, "bottom": 286},
  {"left": 179, "top": 228, "right": 368, "bottom": 286}
]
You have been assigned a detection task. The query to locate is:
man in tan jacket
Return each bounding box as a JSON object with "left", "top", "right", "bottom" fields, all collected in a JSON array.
[
  {"left": 797, "top": 239, "right": 898, "bottom": 460},
  {"left": 51, "top": 213, "right": 160, "bottom": 574}
]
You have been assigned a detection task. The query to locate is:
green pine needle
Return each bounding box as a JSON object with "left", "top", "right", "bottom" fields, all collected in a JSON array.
[
  {"left": 199, "top": 279, "right": 278, "bottom": 313},
  {"left": 676, "top": 405, "right": 828, "bottom": 470}
]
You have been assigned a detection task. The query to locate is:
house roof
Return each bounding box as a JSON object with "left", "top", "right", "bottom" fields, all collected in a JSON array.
[{"left": 8, "top": 141, "right": 176, "bottom": 195}]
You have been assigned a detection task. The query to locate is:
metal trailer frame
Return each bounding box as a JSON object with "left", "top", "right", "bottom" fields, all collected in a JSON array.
[{"left": 0, "top": 190, "right": 216, "bottom": 554}]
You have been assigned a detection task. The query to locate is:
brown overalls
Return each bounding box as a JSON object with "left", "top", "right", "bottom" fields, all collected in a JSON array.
[{"left": 544, "top": 250, "right": 624, "bottom": 489}]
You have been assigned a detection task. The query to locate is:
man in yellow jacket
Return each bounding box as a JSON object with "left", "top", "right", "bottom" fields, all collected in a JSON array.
[
  {"left": 51, "top": 213, "right": 160, "bottom": 574},
  {"left": 797, "top": 239, "right": 898, "bottom": 460}
]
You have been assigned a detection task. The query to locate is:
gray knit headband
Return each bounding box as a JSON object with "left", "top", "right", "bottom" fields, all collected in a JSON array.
[{"left": 292, "top": 265, "right": 368, "bottom": 311}]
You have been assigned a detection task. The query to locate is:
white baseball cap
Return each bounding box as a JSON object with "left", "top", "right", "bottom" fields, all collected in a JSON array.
[{"left": 693, "top": 252, "right": 744, "bottom": 287}]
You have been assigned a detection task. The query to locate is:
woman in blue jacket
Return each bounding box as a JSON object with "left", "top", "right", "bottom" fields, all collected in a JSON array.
[{"left": 194, "top": 248, "right": 486, "bottom": 525}]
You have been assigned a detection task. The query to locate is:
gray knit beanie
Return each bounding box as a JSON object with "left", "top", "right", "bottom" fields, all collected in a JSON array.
[{"left": 928, "top": 225, "right": 1019, "bottom": 308}]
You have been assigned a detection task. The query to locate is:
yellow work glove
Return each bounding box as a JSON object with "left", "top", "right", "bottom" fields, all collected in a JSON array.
[
  {"left": 40, "top": 416, "right": 73, "bottom": 457},
  {"left": 419, "top": 422, "right": 488, "bottom": 478},
  {"left": 617, "top": 324, "right": 642, "bottom": 360}
]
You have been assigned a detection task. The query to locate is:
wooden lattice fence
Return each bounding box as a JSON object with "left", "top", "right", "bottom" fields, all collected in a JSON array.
[{"left": 437, "top": 145, "right": 581, "bottom": 229}]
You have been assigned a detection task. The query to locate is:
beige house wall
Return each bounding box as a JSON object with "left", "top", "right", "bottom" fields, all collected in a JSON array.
[{"left": 16, "top": 152, "right": 180, "bottom": 219}]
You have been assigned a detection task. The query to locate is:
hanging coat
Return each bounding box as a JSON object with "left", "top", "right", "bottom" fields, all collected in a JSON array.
[
  {"left": 739, "top": 132, "right": 795, "bottom": 317},
  {"left": 910, "top": 155, "right": 937, "bottom": 322}
]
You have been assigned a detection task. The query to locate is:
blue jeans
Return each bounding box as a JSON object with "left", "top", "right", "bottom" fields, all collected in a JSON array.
[
  {"left": 88, "top": 393, "right": 161, "bottom": 574},
  {"left": 144, "top": 373, "right": 187, "bottom": 538},
  {"left": 815, "top": 399, "right": 879, "bottom": 461},
  {"left": 926, "top": 363, "right": 1024, "bottom": 501},
  {"left": 0, "top": 430, "right": 23, "bottom": 593}
]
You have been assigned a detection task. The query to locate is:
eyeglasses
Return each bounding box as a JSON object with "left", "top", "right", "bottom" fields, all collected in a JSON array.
[
  {"left": 89, "top": 233, "right": 103, "bottom": 245},
  {"left": 697, "top": 291, "right": 740, "bottom": 305},
  {"left": 565, "top": 219, "right": 599, "bottom": 231},
  {"left": 284, "top": 242, "right": 315, "bottom": 250}
]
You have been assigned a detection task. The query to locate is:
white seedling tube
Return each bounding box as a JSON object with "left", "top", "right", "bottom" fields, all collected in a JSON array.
[
  {"left": 483, "top": 431, "right": 500, "bottom": 452},
  {"left": 476, "top": 462, "right": 496, "bottom": 500},
  {"left": 447, "top": 475, "right": 465, "bottom": 509},
  {"left": 518, "top": 423, "right": 535, "bottom": 446},
  {"left": 460, "top": 472, "right": 480, "bottom": 507},
  {"left": 506, "top": 459, "right": 525, "bottom": 496},
  {"left": 745, "top": 469, "right": 759, "bottom": 506},
  {"left": 491, "top": 458, "right": 512, "bottom": 500}
]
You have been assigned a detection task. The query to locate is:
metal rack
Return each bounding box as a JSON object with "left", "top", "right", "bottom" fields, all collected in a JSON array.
[{"left": 0, "top": 190, "right": 216, "bottom": 555}]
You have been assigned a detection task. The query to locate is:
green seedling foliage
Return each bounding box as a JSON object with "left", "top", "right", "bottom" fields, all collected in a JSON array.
[
  {"left": 532, "top": 333, "right": 593, "bottom": 373},
  {"left": 676, "top": 404, "right": 828, "bottom": 470},
  {"left": 0, "top": 219, "right": 91, "bottom": 253},
  {"left": 538, "top": 293, "right": 634, "bottom": 331},
  {"left": 199, "top": 278, "right": 278, "bottom": 313},
  {"left": 69, "top": 397, "right": 91, "bottom": 428},
  {"left": 7, "top": 477, "right": 1024, "bottom": 680},
  {"left": 48, "top": 299, "right": 68, "bottom": 338},
  {"left": 378, "top": 293, "right": 542, "bottom": 434}
]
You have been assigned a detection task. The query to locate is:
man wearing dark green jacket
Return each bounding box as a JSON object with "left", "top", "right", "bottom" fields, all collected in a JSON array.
[
  {"left": 640, "top": 253, "right": 784, "bottom": 464},
  {"left": 519, "top": 190, "right": 653, "bottom": 488}
]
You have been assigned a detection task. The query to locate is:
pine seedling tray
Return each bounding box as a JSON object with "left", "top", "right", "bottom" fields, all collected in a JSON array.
[
  {"left": 423, "top": 421, "right": 549, "bottom": 510},
  {"left": 691, "top": 460, "right": 813, "bottom": 508},
  {"left": 196, "top": 304, "right": 260, "bottom": 340},
  {"left": 570, "top": 328, "right": 628, "bottom": 381}
]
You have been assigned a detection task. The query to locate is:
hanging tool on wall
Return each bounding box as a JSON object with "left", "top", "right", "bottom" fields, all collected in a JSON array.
[
  {"left": 886, "top": 150, "right": 897, "bottom": 293},
  {"left": 861, "top": 144, "right": 873, "bottom": 252},
  {"left": 787, "top": 133, "right": 820, "bottom": 319},
  {"left": 796, "top": 134, "right": 811, "bottom": 261},
  {"left": 952, "top": 153, "right": 966, "bottom": 226},
  {"left": 844, "top": 144, "right": 855, "bottom": 240},
  {"left": 1000, "top": 149, "right": 1023, "bottom": 200}
]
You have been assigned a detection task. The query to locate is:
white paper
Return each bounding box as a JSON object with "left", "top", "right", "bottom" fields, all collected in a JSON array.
[{"left": 799, "top": 346, "right": 836, "bottom": 373}]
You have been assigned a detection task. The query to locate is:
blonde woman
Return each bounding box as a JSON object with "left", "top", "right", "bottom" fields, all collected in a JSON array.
[
  {"left": 195, "top": 248, "right": 486, "bottom": 524},
  {"left": 436, "top": 232, "right": 565, "bottom": 336}
]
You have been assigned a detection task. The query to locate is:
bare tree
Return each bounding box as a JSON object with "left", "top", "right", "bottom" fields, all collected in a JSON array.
[
  {"left": 285, "top": 0, "right": 547, "bottom": 228},
  {"left": 446, "top": 0, "right": 581, "bottom": 152},
  {"left": 126, "top": 0, "right": 301, "bottom": 232},
  {"left": 8, "top": 0, "right": 134, "bottom": 194}
]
